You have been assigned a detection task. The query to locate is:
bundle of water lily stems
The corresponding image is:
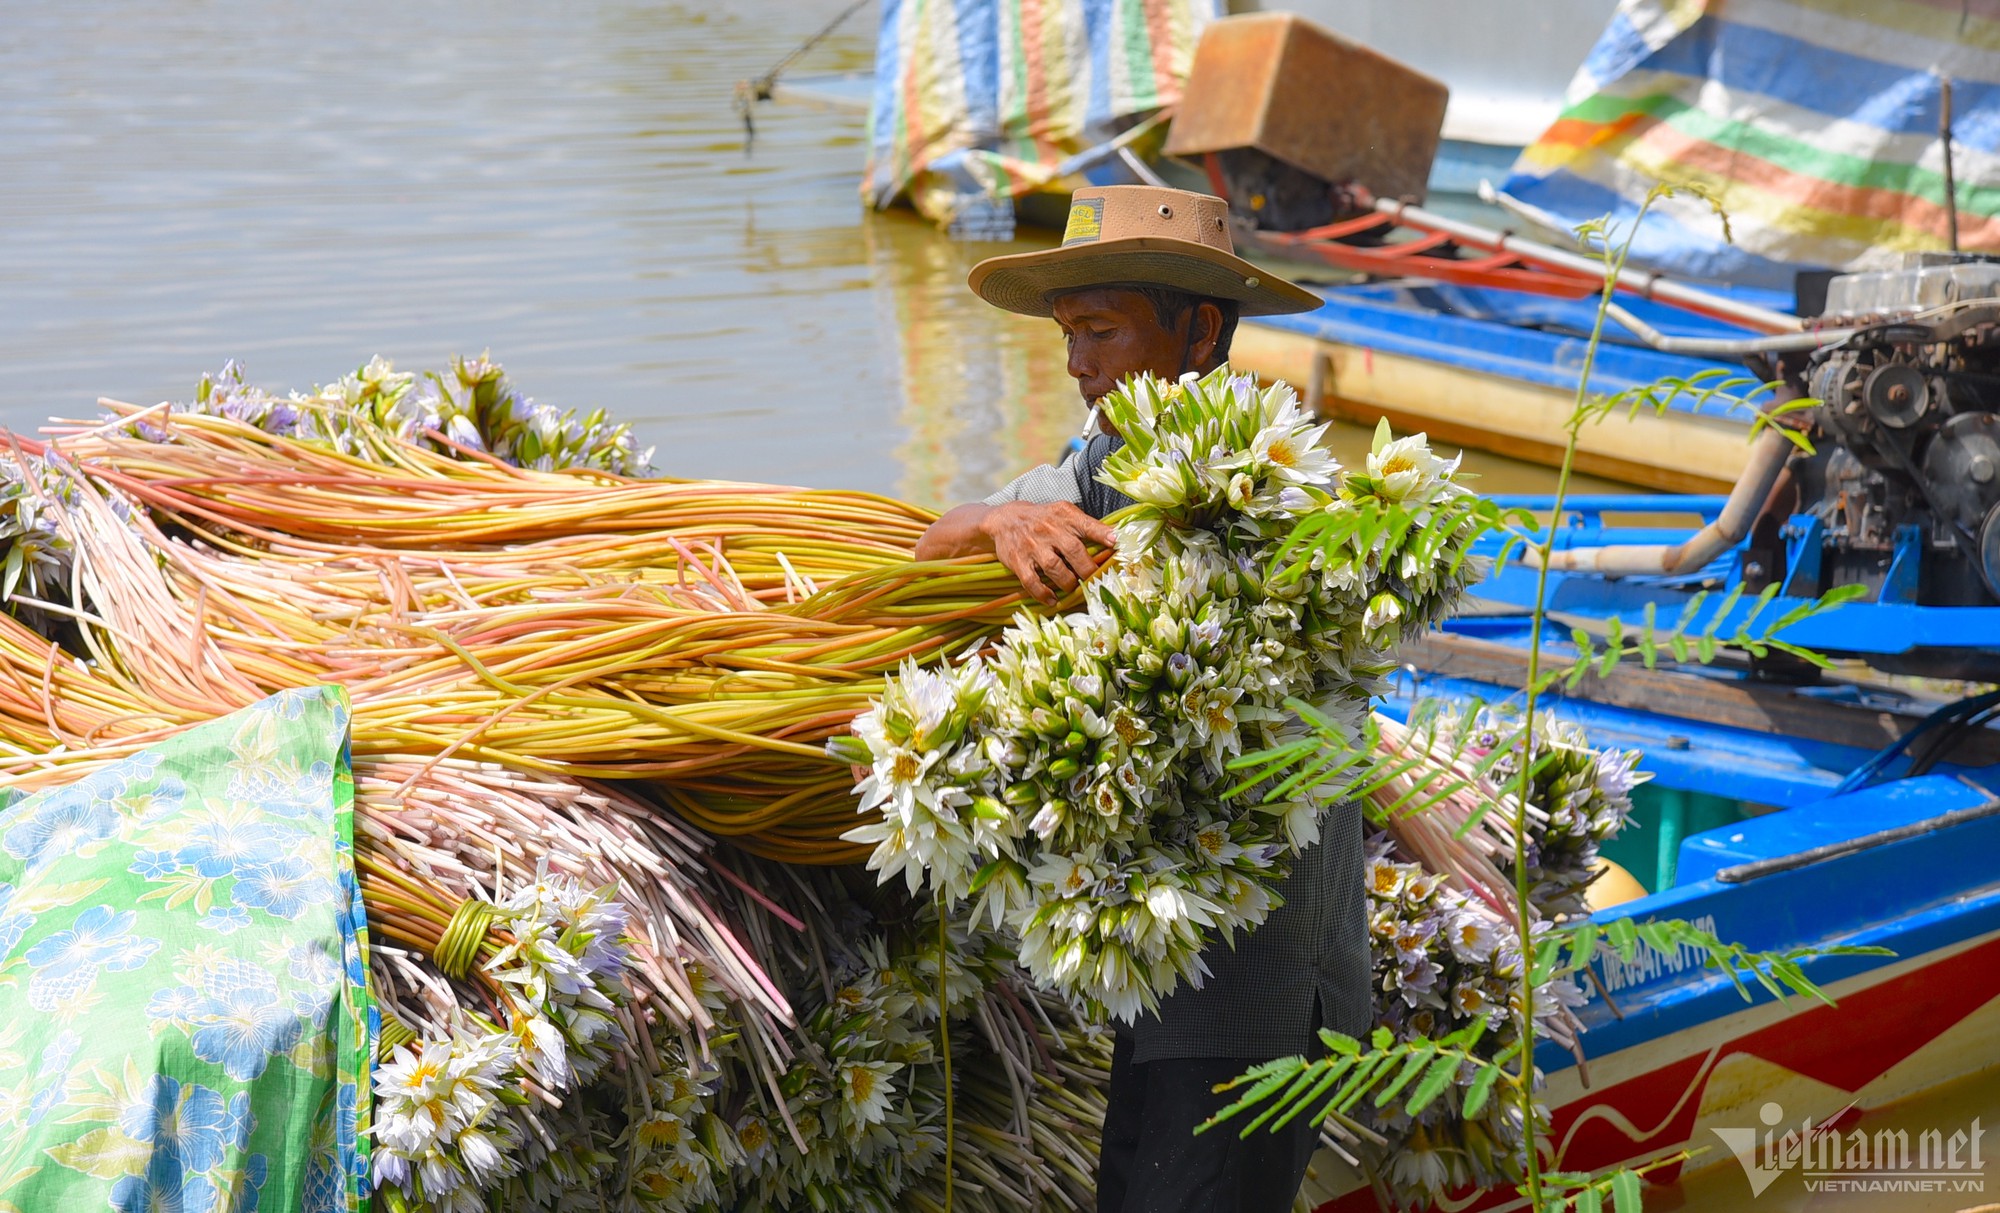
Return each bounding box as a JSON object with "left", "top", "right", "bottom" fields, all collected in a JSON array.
[{"left": 0, "top": 359, "right": 1637, "bottom": 1212}]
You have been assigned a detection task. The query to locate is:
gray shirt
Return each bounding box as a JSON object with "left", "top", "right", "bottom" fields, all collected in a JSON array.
[{"left": 988, "top": 436, "right": 1371, "bottom": 1061}]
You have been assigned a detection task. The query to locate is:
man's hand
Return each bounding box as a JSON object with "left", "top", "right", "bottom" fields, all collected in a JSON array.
[
  {"left": 915, "top": 501, "right": 1116, "bottom": 606},
  {"left": 981, "top": 502, "right": 1116, "bottom": 605}
]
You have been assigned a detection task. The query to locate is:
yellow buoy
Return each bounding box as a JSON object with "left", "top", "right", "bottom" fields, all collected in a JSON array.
[{"left": 1585, "top": 858, "right": 1649, "bottom": 910}]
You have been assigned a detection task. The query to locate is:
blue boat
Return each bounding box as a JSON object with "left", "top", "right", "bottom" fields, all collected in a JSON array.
[{"left": 1300, "top": 495, "right": 2000, "bottom": 1210}]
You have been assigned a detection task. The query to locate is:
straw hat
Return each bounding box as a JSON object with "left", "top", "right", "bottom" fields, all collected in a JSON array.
[{"left": 968, "top": 185, "right": 1320, "bottom": 318}]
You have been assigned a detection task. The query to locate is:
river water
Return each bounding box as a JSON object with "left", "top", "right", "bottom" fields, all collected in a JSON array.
[{"left": 0, "top": 0, "right": 1593, "bottom": 511}]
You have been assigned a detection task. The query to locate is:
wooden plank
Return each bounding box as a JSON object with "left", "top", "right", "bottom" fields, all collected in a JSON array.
[{"left": 1396, "top": 631, "right": 2000, "bottom": 763}]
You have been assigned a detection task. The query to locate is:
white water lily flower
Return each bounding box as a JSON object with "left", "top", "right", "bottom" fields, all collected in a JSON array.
[
  {"left": 373, "top": 1025, "right": 523, "bottom": 1209},
  {"left": 1364, "top": 592, "right": 1405, "bottom": 632},
  {"left": 839, "top": 1059, "right": 903, "bottom": 1127},
  {"left": 1367, "top": 433, "right": 1460, "bottom": 504},
  {"left": 1123, "top": 462, "right": 1190, "bottom": 507},
  {"left": 1192, "top": 822, "right": 1242, "bottom": 864},
  {"left": 1249, "top": 415, "right": 1338, "bottom": 487},
  {"left": 1278, "top": 801, "right": 1322, "bottom": 851},
  {"left": 1444, "top": 904, "right": 1499, "bottom": 962}
]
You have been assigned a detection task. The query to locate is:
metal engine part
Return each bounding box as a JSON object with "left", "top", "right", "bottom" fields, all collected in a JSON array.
[{"left": 1784, "top": 284, "right": 2000, "bottom": 674}]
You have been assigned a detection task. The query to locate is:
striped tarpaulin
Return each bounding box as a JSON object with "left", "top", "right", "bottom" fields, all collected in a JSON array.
[
  {"left": 865, "top": 0, "right": 1217, "bottom": 225},
  {"left": 1498, "top": 0, "right": 2000, "bottom": 287}
]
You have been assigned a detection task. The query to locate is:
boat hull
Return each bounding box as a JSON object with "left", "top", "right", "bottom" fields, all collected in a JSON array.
[
  {"left": 1230, "top": 322, "right": 1748, "bottom": 493},
  {"left": 1307, "top": 927, "right": 2000, "bottom": 1210}
]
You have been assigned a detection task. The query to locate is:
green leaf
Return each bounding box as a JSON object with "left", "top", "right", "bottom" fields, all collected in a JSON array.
[
  {"left": 1462, "top": 1061, "right": 1502, "bottom": 1117},
  {"left": 1576, "top": 1185, "right": 1604, "bottom": 1213},
  {"left": 1605, "top": 917, "right": 1639, "bottom": 962},
  {"left": 1374, "top": 1046, "right": 1435, "bottom": 1106},
  {"left": 1328, "top": 1051, "right": 1393, "bottom": 1114},
  {"left": 1199, "top": 1062, "right": 1300, "bottom": 1132},
  {"left": 1406, "top": 1051, "right": 1464, "bottom": 1114},
  {"left": 1737, "top": 581, "right": 1780, "bottom": 633},
  {"left": 1703, "top": 581, "right": 1745, "bottom": 640},
  {"left": 1241, "top": 1063, "right": 1332, "bottom": 1137},
  {"left": 1531, "top": 938, "right": 1565, "bottom": 984},
  {"left": 1567, "top": 921, "right": 1599, "bottom": 973},
  {"left": 1611, "top": 1169, "right": 1643, "bottom": 1213},
  {"left": 1270, "top": 1060, "right": 1351, "bottom": 1131},
  {"left": 966, "top": 857, "right": 1012, "bottom": 896},
  {"left": 1598, "top": 616, "right": 1624, "bottom": 678}
]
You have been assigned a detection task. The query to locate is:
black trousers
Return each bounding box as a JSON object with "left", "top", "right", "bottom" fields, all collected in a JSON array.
[{"left": 1095, "top": 1032, "right": 1320, "bottom": 1213}]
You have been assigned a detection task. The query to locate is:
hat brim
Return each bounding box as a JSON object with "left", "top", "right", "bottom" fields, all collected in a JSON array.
[{"left": 967, "top": 236, "right": 1322, "bottom": 318}]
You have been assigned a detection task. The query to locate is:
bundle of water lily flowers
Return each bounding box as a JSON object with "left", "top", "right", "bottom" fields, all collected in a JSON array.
[
  {"left": 0, "top": 355, "right": 1650, "bottom": 1213},
  {"left": 1357, "top": 705, "right": 1644, "bottom": 1201},
  {"left": 838, "top": 366, "right": 1494, "bottom": 1019}
]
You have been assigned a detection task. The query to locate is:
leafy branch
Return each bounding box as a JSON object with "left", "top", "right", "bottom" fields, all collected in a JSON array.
[
  {"left": 1198, "top": 1022, "right": 1519, "bottom": 1140},
  {"left": 1225, "top": 697, "right": 1523, "bottom": 829},
  {"left": 1590, "top": 370, "right": 1820, "bottom": 454},
  {"left": 1266, "top": 490, "right": 1531, "bottom": 589},
  {"left": 1547, "top": 581, "right": 1868, "bottom": 692},
  {"left": 1537, "top": 1152, "right": 1694, "bottom": 1213},
  {"left": 1546, "top": 917, "right": 1893, "bottom": 1008}
]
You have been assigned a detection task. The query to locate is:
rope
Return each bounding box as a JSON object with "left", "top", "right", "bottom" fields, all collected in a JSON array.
[
  {"left": 734, "top": 0, "right": 871, "bottom": 150},
  {"left": 378, "top": 1013, "right": 419, "bottom": 1057},
  {"left": 437, "top": 898, "right": 499, "bottom": 980}
]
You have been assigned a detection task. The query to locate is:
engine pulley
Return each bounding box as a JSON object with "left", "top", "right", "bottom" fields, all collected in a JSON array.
[{"left": 1862, "top": 363, "right": 1931, "bottom": 429}]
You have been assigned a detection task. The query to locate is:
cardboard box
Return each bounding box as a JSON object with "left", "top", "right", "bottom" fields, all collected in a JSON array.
[{"left": 1164, "top": 12, "right": 1448, "bottom": 204}]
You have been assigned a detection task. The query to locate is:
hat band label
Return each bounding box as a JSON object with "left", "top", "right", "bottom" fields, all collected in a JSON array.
[{"left": 1061, "top": 198, "right": 1105, "bottom": 246}]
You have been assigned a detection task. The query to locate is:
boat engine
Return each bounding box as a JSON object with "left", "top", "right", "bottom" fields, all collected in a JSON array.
[{"left": 1778, "top": 258, "right": 2000, "bottom": 623}]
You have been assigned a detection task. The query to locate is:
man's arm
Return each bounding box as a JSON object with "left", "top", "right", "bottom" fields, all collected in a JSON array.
[{"left": 916, "top": 501, "right": 1115, "bottom": 606}]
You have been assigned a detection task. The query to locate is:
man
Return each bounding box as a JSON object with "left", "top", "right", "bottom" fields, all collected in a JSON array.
[{"left": 915, "top": 185, "right": 1372, "bottom": 1213}]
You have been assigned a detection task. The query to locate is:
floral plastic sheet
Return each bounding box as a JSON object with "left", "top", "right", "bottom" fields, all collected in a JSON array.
[{"left": 0, "top": 686, "right": 373, "bottom": 1213}]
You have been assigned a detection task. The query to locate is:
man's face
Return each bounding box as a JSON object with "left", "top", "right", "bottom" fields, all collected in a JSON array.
[{"left": 1051, "top": 288, "right": 1189, "bottom": 407}]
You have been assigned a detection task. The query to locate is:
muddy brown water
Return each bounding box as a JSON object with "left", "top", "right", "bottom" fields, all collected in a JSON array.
[{"left": 0, "top": 0, "right": 1609, "bottom": 510}]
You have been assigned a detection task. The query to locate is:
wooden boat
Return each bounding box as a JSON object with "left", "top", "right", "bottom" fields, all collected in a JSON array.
[{"left": 1230, "top": 283, "right": 1767, "bottom": 495}]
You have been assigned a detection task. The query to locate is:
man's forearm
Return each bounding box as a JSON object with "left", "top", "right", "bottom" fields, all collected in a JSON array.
[{"left": 915, "top": 503, "right": 997, "bottom": 561}]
